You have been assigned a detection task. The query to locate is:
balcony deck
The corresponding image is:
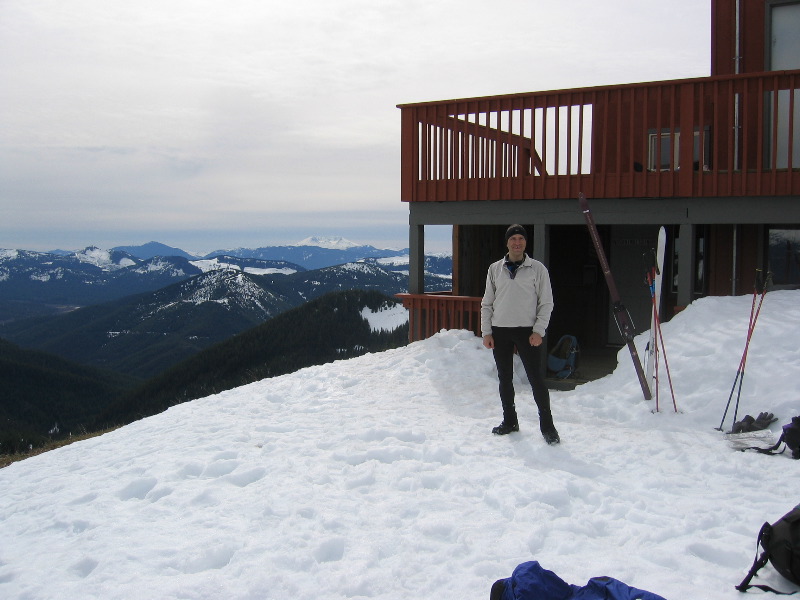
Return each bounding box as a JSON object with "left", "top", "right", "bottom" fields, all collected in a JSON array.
[
  {"left": 399, "top": 70, "right": 800, "bottom": 204},
  {"left": 397, "top": 71, "right": 800, "bottom": 348}
]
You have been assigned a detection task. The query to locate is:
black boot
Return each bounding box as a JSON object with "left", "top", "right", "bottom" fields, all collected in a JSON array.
[
  {"left": 541, "top": 427, "right": 560, "bottom": 445},
  {"left": 493, "top": 403, "right": 519, "bottom": 435},
  {"left": 538, "top": 407, "right": 559, "bottom": 444},
  {"left": 492, "top": 421, "right": 519, "bottom": 435}
]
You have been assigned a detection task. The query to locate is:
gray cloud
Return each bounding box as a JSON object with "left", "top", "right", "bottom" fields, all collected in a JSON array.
[{"left": 0, "top": 0, "right": 710, "bottom": 252}]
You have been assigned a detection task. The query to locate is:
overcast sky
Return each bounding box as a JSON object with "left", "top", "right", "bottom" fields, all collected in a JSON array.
[{"left": 0, "top": 0, "right": 710, "bottom": 254}]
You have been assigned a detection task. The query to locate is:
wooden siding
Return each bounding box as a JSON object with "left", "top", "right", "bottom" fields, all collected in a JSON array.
[
  {"left": 399, "top": 70, "right": 800, "bottom": 205},
  {"left": 711, "top": 0, "right": 768, "bottom": 76}
]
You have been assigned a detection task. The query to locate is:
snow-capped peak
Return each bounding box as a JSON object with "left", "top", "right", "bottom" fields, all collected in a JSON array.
[
  {"left": 74, "top": 246, "right": 136, "bottom": 270},
  {"left": 294, "top": 236, "right": 361, "bottom": 250},
  {"left": 75, "top": 246, "right": 108, "bottom": 264}
]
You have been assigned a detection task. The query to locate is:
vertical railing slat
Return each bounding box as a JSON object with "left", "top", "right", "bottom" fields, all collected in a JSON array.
[
  {"left": 788, "top": 78, "right": 796, "bottom": 172},
  {"left": 771, "top": 73, "right": 780, "bottom": 192}
]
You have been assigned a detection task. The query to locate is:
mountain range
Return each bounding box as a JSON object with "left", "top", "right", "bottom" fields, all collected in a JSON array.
[
  {"left": 0, "top": 239, "right": 451, "bottom": 323},
  {"left": 0, "top": 248, "right": 301, "bottom": 323},
  {"left": 202, "top": 242, "right": 409, "bottom": 271},
  {"left": 0, "top": 240, "right": 451, "bottom": 378},
  {"left": 0, "top": 260, "right": 433, "bottom": 378},
  {"left": 104, "top": 238, "right": 413, "bottom": 270}
]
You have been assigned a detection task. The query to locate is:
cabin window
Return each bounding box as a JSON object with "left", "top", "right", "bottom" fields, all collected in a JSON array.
[
  {"left": 671, "top": 226, "right": 707, "bottom": 296},
  {"left": 768, "top": 227, "right": 800, "bottom": 287},
  {"left": 647, "top": 128, "right": 711, "bottom": 172}
]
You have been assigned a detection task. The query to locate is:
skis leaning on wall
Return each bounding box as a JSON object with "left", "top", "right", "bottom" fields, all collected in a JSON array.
[
  {"left": 579, "top": 193, "right": 652, "bottom": 401},
  {"left": 644, "top": 227, "right": 667, "bottom": 387}
]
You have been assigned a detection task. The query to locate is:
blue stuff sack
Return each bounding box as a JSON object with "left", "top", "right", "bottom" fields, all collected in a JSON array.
[{"left": 490, "top": 561, "right": 667, "bottom": 600}]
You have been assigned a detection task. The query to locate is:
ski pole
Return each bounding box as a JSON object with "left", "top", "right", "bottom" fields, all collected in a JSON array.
[
  {"left": 730, "top": 274, "right": 768, "bottom": 425},
  {"left": 645, "top": 269, "right": 660, "bottom": 411},
  {"left": 716, "top": 279, "right": 759, "bottom": 430},
  {"left": 654, "top": 302, "right": 678, "bottom": 412},
  {"left": 716, "top": 270, "right": 769, "bottom": 431},
  {"left": 654, "top": 309, "right": 660, "bottom": 413},
  {"left": 643, "top": 258, "right": 657, "bottom": 384},
  {"left": 646, "top": 269, "right": 677, "bottom": 413}
]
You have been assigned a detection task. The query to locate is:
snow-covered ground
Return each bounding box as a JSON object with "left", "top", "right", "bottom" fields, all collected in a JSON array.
[{"left": 1, "top": 291, "right": 799, "bottom": 600}]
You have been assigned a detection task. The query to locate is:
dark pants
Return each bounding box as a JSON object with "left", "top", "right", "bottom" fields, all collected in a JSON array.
[{"left": 491, "top": 326, "right": 554, "bottom": 432}]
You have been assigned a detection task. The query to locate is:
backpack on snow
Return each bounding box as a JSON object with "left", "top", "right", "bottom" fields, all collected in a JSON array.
[
  {"left": 737, "top": 503, "right": 800, "bottom": 594},
  {"left": 744, "top": 416, "right": 800, "bottom": 460},
  {"left": 547, "top": 335, "right": 579, "bottom": 379},
  {"left": 777, "top": 417, "right": 800, "bottom": 460}
]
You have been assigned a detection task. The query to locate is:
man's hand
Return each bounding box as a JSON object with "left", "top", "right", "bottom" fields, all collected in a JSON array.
[
  {"left": 483, "top": 335, "right": 495, "bottom": 349},
  {"left": 529, "top": 332, "right": 543, "bottom": 347}
]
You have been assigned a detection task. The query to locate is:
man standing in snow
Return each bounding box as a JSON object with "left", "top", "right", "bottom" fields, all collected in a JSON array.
[{"left": 481, "top": 224, "right": 559, "bottom": 444}]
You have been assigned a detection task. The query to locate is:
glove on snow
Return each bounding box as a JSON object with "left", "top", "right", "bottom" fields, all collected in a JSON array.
[
  {"left": 730, "top": 412, "right": 778, "bottom": 433},
  {"left": 753, "top": 411, "right": 778, "bottom": 430},
  {"left": 731, "top": 415, "right": 756, "bottom": 434}
]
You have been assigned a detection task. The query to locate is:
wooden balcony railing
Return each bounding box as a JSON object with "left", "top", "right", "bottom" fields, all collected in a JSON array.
[
  {"left": 396, "top": 293, "right": 481, "bottom": 342},
  {"left": 399, "top": 70, "right": 800, "bottom": 202}
]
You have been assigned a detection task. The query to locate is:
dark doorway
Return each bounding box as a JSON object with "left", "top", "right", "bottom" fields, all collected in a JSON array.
[{"left": 547, "top": 225, "right": 610, "bottom": 352}]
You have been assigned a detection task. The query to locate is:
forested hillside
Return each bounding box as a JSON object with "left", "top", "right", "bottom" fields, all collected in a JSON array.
[
  {"left": 94, "top": 290, "right": 408, "bottom": 428},
  {"left": 1, "top": 290, "right": 408, "bottom": 455},
  {"left": 0, "top": 339, "right": 137, "bottom": 453}
]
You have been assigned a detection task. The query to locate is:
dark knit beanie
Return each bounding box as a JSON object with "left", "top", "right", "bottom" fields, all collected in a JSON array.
[{"left": 505, "top": 224, "right": 527, "bottom": 242}]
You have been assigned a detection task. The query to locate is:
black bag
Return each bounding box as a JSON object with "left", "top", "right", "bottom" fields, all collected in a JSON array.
[
  {"left": 743, "top": 416, "right": 800, "bottom": 459},
  {"left": 784, "top": 418, "right": 800, "bottom": 460},
  {"left": 737, "top": 504, "right": 800, "bottom": 594},
  {"left": 547, "top": 335, "right": 579, "bottom": 379}
]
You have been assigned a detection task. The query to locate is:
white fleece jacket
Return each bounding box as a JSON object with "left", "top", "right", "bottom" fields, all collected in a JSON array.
[{"left": 480, "top": 254, "right": 554, "bottom": 338}]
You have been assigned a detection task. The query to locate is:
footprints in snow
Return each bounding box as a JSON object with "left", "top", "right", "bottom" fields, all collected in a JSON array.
[
  {"left": 108, "top": 450, "right": 268, "bottom": 508},
  {"left": 51, "top": 448, "right": 269, "bottom": 580}
]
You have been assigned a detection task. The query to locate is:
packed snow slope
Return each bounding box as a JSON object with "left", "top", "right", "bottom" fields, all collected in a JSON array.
[{"left": 1, "top": 291, "right": 799, "bottom": 600}]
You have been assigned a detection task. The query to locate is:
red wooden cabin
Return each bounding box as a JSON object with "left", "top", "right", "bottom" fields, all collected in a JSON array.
[{"left": 397, "top": 0, "right": 800, "bottom": 355}]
